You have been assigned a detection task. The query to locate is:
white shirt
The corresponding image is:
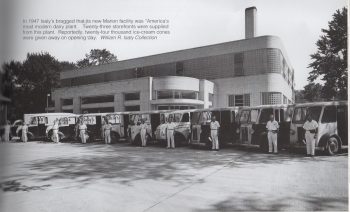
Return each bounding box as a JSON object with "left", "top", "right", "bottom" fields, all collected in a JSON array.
[
  {"left": 303, "top": 120, "right": 318, "bottom": 131},
  {"left": 104, "top": 124, "right": 112, "bottom": 131},
  {"left": 167, "top": 122, "right": 176, "bottom": 130},
  {"left": 52, "top": 123, "right": 59, "bottom": 130},
  {"left": 266, "top": 120, "right": 279, "bottom": 131},
  {"left": 79, "top": 124, "right": 87, "bottom": 131},
  {"left": 210, "top": 121, "right": 220, "bottom": 130}
]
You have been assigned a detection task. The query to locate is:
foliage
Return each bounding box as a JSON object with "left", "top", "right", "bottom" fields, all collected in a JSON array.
[
  {"left": 308, "top": 7, "right": 347, "bottom": 100},
  {"left": 1, "top": 52, "right": 76, "bottom": 120},
  {"left": 77, "top": 49, "right": 117, "bottom": 68}
]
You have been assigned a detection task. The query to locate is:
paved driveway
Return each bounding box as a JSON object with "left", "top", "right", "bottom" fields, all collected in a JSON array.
[{"left": 0, "top": 142, "right": 348, "bottom": 211}]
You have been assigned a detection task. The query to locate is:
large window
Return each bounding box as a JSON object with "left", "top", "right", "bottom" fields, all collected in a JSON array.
[
  {"left": 82, "top": 107, "right": 114, "bottom": 113},
  {"left": 234, "top": 53, "right": 244, "bottom": 76},
  {"left": 176, "top": 62, "right": 184, "bottom": 76},
  {"left": 228, "top": 94, "right": 250, "bottom": 107},
  {"left": 157, "top": 105, "right": 196, "bottom": 110},
  {"left": 62, "top": 98, "right": 73, "bottom": 106},
  {"left": 261, "top": 92, "right": 282, "bottom": 105},
  {"left": 125, "top": 105, "right": 140, "bottom": 111},
  {"left": 156, "top": 90, "right": 198, "bottom": 100},
  {"left": 124, "top": 92, "right": 140, "bottom": 101},
  {"left": 321, "top": 106, "right": 336, "bottom": 123},
  {"left": 81, "top": 95, "right": 114, "bottom": 104}
]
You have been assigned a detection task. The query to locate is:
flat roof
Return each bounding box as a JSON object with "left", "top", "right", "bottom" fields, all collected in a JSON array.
[{"left": 61, "top": 35, "right": 293, "bottom": 79}]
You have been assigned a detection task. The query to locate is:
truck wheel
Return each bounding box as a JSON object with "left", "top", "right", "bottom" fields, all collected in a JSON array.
[
  {"left": 111, "top": 132, "right": 120, "bottom": 143},
  {"left": 325, "top": 137, "right": 339, "bottom": 155}
]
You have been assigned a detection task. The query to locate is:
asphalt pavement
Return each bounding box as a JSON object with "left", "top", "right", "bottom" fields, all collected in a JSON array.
[{"left": 0, "top": 141, "right": 348, "bottom": 212}]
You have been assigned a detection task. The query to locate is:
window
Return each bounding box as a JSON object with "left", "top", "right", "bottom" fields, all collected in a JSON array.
[
  {"left": 283, "top": 95, "right": 288, "bottom": 104},
  {"left": 274, "top": 109, "right": 280, "bottom": 122},
  {"left": 135, "top": 67, "right": 144, "bottom": 78},
  {"left": 321, "top": 106, "right": 336, "bottom": 123},
  {"left": 259, "top": 108, "right": 273, "bottom": 123},
  {"left": 250, "top": 109, "right": 259, "bottom": 123},
  {"left": 124, "top": 92, "right": 140, "bottom": 101},
  {"left": 181, "top": 113, "right": 190, "bottom": 122},
  {"left": 125, "top": 105, "right": 140, "bottom": 111},
  {"left": 62, "top": 98, "right": 73, "bottom": 106},
  {"left": 82, "top": 107, "right": 114, "bottom": 113},
  {"left": 228, "top": 94, "right": 250, "bottom": 107},
  {"left": 244, "top": 94, "right": 250, "bottom": 106},
  {"left": 81, "top": 95, "right": 114, "bottom": 104},
  {"left": 307, "top": 106, "right": 322, "bottom": 122},
  {"left": 157, "top": 90, "right": 173, "bottom": 99},
  {"left": 239, "top": 110, "right": 250, "bottom": 123},
  {"left": 234, "top": 53, "right": 244, "bottom": 76},
  {"left": 176, "top": 62, "right": 184, "bottom": 76},
  {"left": 208, "top": 93, "right": 214, "bottom": 102},
  {"left": 292, "top": 107, "right": 307, "bottom": 123},
  {"left": 261, "top": 92, "right": 282, "bottom": 105},
  {"left": 182, "top": 91, "right": 197, "bottom": 99}
]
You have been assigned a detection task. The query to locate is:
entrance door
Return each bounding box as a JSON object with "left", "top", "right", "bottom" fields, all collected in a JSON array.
[{"left": 123, "top": 114, "right": 129, "bottom": 139}]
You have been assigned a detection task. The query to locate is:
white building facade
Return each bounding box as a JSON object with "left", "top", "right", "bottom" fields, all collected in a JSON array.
[{"left": 51, "top": 7, "right": 295, "bottom": 113}]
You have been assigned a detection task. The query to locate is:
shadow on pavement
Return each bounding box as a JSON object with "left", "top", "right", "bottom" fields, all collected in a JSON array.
[
  {"left": 195, "top": 195, "right": 348, "bottom": 211},
  {"left": 1, "top": 143, "right": 347, "bottom": 192}
]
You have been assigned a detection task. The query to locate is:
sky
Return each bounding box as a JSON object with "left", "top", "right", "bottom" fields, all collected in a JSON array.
[{"left": 0, "top": 0, "right": 347, "bottom": 89}]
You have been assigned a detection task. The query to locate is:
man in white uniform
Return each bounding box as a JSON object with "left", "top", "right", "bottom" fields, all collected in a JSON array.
[
  {"left": 266, "top": 114, "right": 279, "bottom": 154},
  {"left": 303, "top": 115, "right": 318, "bottom": 157},
  {"left": 104, "top": 120, "right": 112, "bottom": 144},
  {"left": 1, "top": 120, "right": 11, "bottom": 142},
  {"left": 140, "top": 119, "right": 147, "bottom": 147},
  {"left": 210, "top": 115, "right": 220, "bottom": 151},
  {"left": 17, "top": 123, "right": 29, "bottom": 143},
  {"left": 52, "top": 119, "right": 60, "bottom": 143},
  {"left": 79, "top": 120, "right": 88, "bottom": 144},
  {"left": 166, "top": 117, "right": 176, "bottom": 149}
]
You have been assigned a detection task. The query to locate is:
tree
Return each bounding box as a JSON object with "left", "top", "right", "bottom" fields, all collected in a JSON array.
[
  {"left": 302, "top": 83, "right": 324, "bottom": 102},
  {"left": 308, "top": 7, "right": 347, "bottom": 100},
  {"left": 77, "top": 49, "right": 117, "bottom": 68},
  {"left": 2, "top": 52, "right": 76, "bottom": 120}
]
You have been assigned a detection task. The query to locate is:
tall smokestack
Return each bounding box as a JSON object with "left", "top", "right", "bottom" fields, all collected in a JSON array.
[{"left": 245, "top": 7, "right": 257, "bottom": 39}]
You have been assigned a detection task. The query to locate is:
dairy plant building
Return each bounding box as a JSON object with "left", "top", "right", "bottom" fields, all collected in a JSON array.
[{"left": 50, "top": 7, "right": 295, "bottom": 113}]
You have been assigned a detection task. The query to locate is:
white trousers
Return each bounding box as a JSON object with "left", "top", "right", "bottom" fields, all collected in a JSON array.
[
  {"left": 104, "top": 130, "right": 111, "bottom": 144},
  {"left": 141, "top": 129, "right": 147, "bottom": 146},
  {"left": 53, "top": 129, "right": 60, "bottom": 143},
  {"left": 3, "top": 132, "right": 9, "bottom": 142},
  {"left": 268, "top": 132, "right": 278, "bottom": 153},
  {"left": 22, "top": 132, "right": 28, "bottom": 142},
  {"left": 211, "top": 130, "right": 219, "bottom": 150},
  {"left": 305, "top": 132, "right": 315, "bottom": 155},
  {"left": 80, "top": 130, "right": 86, "bottom": 143},
  {"left": 167, "top": 130, "right": 175, "bottom": 148}
]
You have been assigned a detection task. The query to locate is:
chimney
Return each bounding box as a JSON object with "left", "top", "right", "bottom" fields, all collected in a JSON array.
[{"left": 245, "top": 7, "right": 257, "bottom": 39}]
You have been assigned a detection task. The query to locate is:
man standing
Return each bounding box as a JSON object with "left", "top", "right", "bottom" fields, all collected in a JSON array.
[
  {"left": 17, "top": 123, "right": 29, "bottom": 143},
  {"left": 210, "top": 115, "right": 220, "bottom": 151},
  {"left": 266, "top": 114, "right": 279, "bottom": 154},
  {"left": 52, "top": 119, "right": 60, "bottom": 143},
  {"left": 104, "top": 119, "right": 112, "bottom": 144},
  {"left": 1, "top": 120, "right": 11, "bottom": 142},
  {"left": 303, "top": 114, "right": 318, "bottom": 157},
  {"left": 79, "top": 119, "right": 88, "bottom": 144},
  {"left": 166, "top": 117, "right": 176, "bottom": 149},
  {"left": 140, "top": 119, "right": 147, "bottom": 147}
]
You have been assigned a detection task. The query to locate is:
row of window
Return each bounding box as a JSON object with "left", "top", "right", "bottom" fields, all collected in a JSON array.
[
  {"left": 154, "top": 90, "right": 199, "bottom": 100},
  {"left": 60, "top": 48, "right": 295, "bottom": 88},
  {"left": 157, "top": 105, "right": 197, "bottom": 110},
  {"left": 228, "top": 92, "right": 292, "bottom": 107}
]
